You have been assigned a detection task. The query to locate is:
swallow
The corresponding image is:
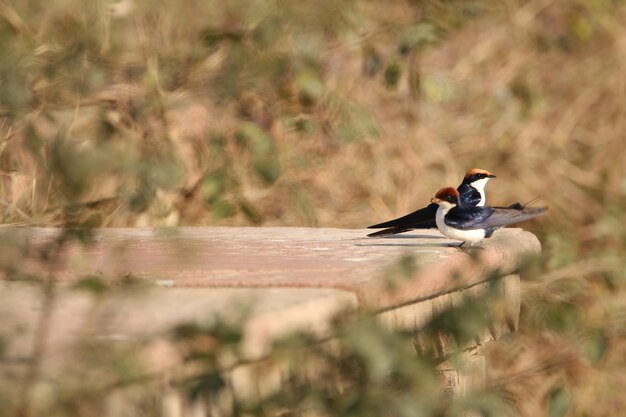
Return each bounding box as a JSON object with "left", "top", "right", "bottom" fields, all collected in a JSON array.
[
  {"left": 367, "top": 169, "right": 517, "bottom": 237},
  {"left": 430, "top": 187, "right": 547, "bottom": 247}
]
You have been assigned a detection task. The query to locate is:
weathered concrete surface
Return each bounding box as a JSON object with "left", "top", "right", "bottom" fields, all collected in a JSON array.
[
  {"left": 0, "top": 283, "right": 356, "bottom": 363},
  {"left": 0, "top": 226, "right": 538, "bottom": 366},
  {"left": 0, "top": 226, "right": 539, "bottom": 411},
  {"left": 5, "top": 226, "right": 541, "bottom": 312},
  {"left": 378, "top": 274, "right": 521, "bottom": 357}
]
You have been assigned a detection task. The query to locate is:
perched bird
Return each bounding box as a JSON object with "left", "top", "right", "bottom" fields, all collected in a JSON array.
[
  {"left": 367, "top": 168, "right": 511, "bottom": 237},
  {"left": 430, "top": 187, "right": 547, "bottom": 247}
]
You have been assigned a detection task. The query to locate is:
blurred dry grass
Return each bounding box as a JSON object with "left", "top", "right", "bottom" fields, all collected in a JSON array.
[{"left": 1, "top": 0, "right": 626, "bottom": 415}]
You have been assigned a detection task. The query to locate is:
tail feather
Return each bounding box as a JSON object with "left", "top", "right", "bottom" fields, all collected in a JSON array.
[
  {"left": 522, "top": 196, "right": 542, "bottom": 207},
  {"left": 367, "top": 204, "right": 438, "bottom": 229},
  {"left": 479, "top": 206, "right": 548, "bottom": 229}
]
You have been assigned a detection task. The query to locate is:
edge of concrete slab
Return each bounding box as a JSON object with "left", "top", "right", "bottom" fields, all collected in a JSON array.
[
  {"left": 0, "top": 283, "right": 358, "bottom": 366},
  {"left": 1, "top": 226, "right": 540, "bottom": 313},
  {"left": 353, "top": 228, "right": 540, "bottom": 311}
]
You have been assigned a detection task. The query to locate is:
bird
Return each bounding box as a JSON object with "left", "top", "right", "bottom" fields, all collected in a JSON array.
[
  {"left": 430, "top": 187, "right": 547, "bottom": 247},
  {"left": 367, "top": 168, "right": 517, "bottom": 237}
]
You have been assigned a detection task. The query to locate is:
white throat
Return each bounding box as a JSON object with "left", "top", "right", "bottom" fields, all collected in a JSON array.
[
  {"left": 470, "top": 178, "right": 491, "bottom": 206},
  {"left": 435, "top": 201, "right": 455, "bottom": 229}
]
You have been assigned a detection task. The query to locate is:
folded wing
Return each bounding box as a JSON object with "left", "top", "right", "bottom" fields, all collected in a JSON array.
[{"left": 453, "top": 207, "right": 547, "bottom": 230}]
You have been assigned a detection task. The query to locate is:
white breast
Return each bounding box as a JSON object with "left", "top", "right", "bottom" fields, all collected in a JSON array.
[
  {"left": 435, "top": 204, "right": 486, "bottom": 244},
  {"left": 471, "top": 178, "right": 490, "bottom": 206}
]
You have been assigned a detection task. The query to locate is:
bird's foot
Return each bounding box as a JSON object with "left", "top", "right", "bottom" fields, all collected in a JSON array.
[
  {"left": 451, "top": 241, "right": 485, "bottom": 253},
  {"left": 450, "top": 241, "right": 467, "bottom": 252}
]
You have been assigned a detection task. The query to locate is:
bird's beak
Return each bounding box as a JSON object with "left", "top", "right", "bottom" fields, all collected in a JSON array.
[
  {"left": 431, "top": 197, "right": 440, "bottom": 204},
  {"left": 487, "top": 174, "right": 496, "bottom": 178}
]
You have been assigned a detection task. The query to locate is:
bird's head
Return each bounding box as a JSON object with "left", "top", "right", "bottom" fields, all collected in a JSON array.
[
  {"left": 431, "top": 187, "right": 460, "bottom": 208},
  {"left": 463, "top": 168, "right": 496, "bottom": 192},
  {"left": 463, "top": 168, "right": 496, "bottom": 183}
]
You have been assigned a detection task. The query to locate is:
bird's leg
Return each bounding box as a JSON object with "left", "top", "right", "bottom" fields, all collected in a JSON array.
[
  {"left": 451, "top": 241, "right": 467, "bottom": 251},
  {"left": 453, "top": 241, "right": 486, "bottom": 253}
]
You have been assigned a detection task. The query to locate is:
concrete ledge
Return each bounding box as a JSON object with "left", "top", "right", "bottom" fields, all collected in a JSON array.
[
  {"left": 0, "top": 226, "right": 539, "bottom": 397},
  {"left": 0, "top": 226, "right": 539, "bottom": 345},
  {"left": 378, "top": 275, "right": 521, "bottom": 357},
  {"left": 361, "top": 228, "right": 539, "bottom": 310},
  {"left": 0, "top": 283, "right": 357, "bottom": 365},
  {"left": 2, "top": 227, "right": 540, "bottom": 312}
]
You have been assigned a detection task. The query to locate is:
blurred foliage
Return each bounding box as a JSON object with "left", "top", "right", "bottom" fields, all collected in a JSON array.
[
  {"left": 0, "top": 0, "right": 625, "bottom": 416},
  {"left": 0, "top": 264, "right": 515, "bottom": 417}
]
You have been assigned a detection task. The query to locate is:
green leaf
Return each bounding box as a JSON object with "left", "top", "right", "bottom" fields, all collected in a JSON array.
[
  {"left": 253, "top": 156, "right": 281, "bottom": 184},
  {"left": 188, "top": 372, "right": 226, "bottom": 400},
  {"left": 547, "top": 387, "right": 570, "bottom": 417},
  {"left": 236, "top": 123, "right": 281, "bottom": 183},
  {"left": 200, "top": 171, "right": 228, "bottom": 204},
  {"left": 399, "top": 22, "right": 440, "bottom": 54},
  {"left": 583, "top": 329, "right": 607, "bottom": 363},
  {"left": 147, "top": 156, "right": 186, "bottom": 190},
  {"left": 333, "top": 102, "right": 379, "bottom": 142},
  {"left": 236, "top": 123, "right": 273, "bottom": 155},
  {"left": 295, "top": 70, "right": 324, "bottom": 107},
  {"left": 201, "top": 28, "right": 244, "bottom": 48},
  {"left": 296, "top": 191, "right": 318, "bottom": 227},
  {"left": 422, "top": 74, "right": 454, "bottom": 103},
  {"left": 128, "top": 182, "right": 156, "bottom": 213},
  {"left": 426, "top": 296, "right": 491, "bottom": 346},
  {"left": 211, "top": 199, "right": 236, "bottom": 219},
  {"left": 295, "top": 117, "right": 316, "bottom": 134},
  {"left": 73, "top": 276, "right": 109, "bottom": 295},
  {"left": 384, "top": 59, "right": 402, "bottom": 89},
  {"left": 171, "top": 323, "right": 203, "bottom": 340},
  {"left": 239, "top": 199, "right": 263, "bottom": 224},
  {"left": 545, "top": 303, "right": 581, "bottom": 333},
  {"left": 57, "top": 222, "right": 96, "bottom": 243},
  {"left": 0, "top": 336, "right": 7, "bottom": 359}
]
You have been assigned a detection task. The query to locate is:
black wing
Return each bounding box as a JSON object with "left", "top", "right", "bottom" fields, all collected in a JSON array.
[
  {"left": 446, "top": 206, "right": 547, "bottom": 230},
  {"left": 367, "top": 203, "right": 438, "bottom": 230},
  {"left": 457, "top": 182, "right": 482, "bottom": 206},
  {"left": 444, "top": 206, "right": 495, "bottom": 230}
]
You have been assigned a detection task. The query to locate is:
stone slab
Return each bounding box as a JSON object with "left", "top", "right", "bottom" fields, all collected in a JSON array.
[
  {"left": 378, "top": 275, "right": 521, "bottom": 357},
  {"left": 0, "top": 226, "right": 536, "bottom": 411},
  {"left": 1, "top": 227, "right": 540, "bottom": 312},
  {"left": 0, "top": 282, "right": 357, "bottom": 365}
]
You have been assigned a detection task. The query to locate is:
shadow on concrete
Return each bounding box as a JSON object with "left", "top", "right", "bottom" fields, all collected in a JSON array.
[
  {"left": 354, "top": 242, "right": 454, "bottom": 248},
  {"left": 369, "top": 234, "right": 444, "bottom": 239},
  {"left": 354, "top": 234, "right": 445, "bottom": 240}
]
